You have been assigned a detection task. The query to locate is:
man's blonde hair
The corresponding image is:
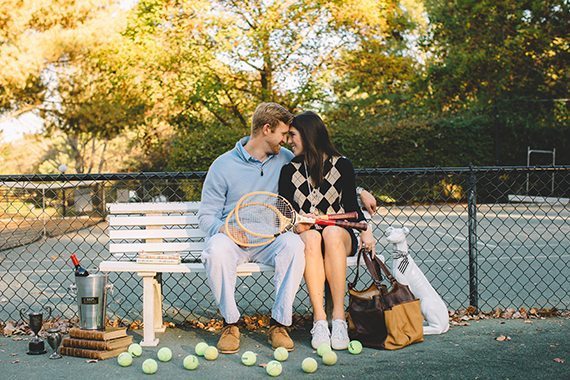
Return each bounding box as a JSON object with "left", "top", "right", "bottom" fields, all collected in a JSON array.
[{"left": 251, "top": 102, "right": 294, "bottom": 135}]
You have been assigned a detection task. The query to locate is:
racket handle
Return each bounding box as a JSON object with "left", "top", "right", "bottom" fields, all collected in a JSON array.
[
  {"left": 317, "top": 211, "right": 358, "bottom": 221},
  {"left": 315, "top": 219, "right": 368, "bottom": 231}
]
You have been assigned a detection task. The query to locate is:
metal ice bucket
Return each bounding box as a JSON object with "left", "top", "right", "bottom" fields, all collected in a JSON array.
[{"left": 72, "top": 274, "right": 111, "bottom": 330}]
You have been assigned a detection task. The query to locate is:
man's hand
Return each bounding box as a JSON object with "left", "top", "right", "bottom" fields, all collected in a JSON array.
[{"left": 359, "top": 189, "right": 377, "bottom": 215}]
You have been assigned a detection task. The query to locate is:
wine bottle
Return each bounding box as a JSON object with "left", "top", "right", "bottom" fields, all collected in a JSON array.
[{"left": 70, "top": 253, "right": 89, "bottom": 277}]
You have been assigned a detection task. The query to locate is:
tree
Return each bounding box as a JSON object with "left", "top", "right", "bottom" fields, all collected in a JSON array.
[
  {"left": 123, "top": 0, "right": 420, "bottom": 170},
  {"left": 1, "top": 0, "right": 148, "bottom": 173},
  {"left": 422, "top": 0, "right": 569, "bottom": 163}
]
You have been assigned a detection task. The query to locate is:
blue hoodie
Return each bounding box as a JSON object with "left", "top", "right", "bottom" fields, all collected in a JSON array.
[{"left": 198, "top": 136, "right": 294, "bottom": 239}]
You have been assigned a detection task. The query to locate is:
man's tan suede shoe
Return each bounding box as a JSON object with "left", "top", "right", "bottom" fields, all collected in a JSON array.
[
  {"left": 217, "top": 325, "right": 240, "bottom": 354},
  {"left": 268, "top": 325, "right": 294, "bottom": 351}
]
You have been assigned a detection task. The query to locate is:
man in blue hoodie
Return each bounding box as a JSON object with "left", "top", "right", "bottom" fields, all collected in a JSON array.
[{"left": 198, "top": 102, "right": 305, "bottom": 353}]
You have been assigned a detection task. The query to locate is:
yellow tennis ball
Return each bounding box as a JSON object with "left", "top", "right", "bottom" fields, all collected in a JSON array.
[
  {"left": 195, "top": 342, "right": 208, "bottom": 356},
  {"left": 301, "top": 357, "right": 318, "bottom": 373},
  {"left": 157, "top": 347, "right": 172, "bottom": 362},
  {"left": 317, "top": 343, "right": 332, "bottom": 357},
  {"left": 117, "top": 352, "right": 133, "bottom": 367},
  {"left": 142, "top": 358, "right": 158, "bottom": 374},
  {"left": 348, "top": 340, "right": 363, "bottom": 354},
  {"left": 204, "top": 346, "right": 219, "bottom": 361},
  {"left": 128, "top": 343, "right": 143, "bottom": 357},
  {"left": 183, "top": 354, "right": 199, "bottom": 370},
  {"left": 273, "top": 347, "right": 288, "bottom": 362},
  {"left": 241, "top": 351, "right": 257, "bottom": 366},
  {"left": 322, "top": 351, "right": 337, "bottom": 366},
  {"left": 266, "top": 360, "right": 282, "bottom": 377}
]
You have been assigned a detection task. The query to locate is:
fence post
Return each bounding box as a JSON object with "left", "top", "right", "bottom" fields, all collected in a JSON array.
[{"left": 467, "top": 166, "right": 478, "bottom": 311}]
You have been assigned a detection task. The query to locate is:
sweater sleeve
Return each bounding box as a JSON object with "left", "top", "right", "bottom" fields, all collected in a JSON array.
[
  {"left": 278, "top": 163, "right": 301, "bottom": 213},
  {"left": 338, "top": 157, "right": 366, "bottom": 222},
  {"left": 198, "top": 160, "right": 227, "bottom": 238}
]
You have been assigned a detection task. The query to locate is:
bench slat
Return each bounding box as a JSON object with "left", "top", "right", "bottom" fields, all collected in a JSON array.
[
  {"left": 109, "top": 215, "right": 200, "bottom": 227},
  {"left": 108, "top": 202, "right": 200, "bottom": 214},
  {"left": 109, "top": 229, "right": 206, "bottom": 240},
  {"left": 100, "top": 261, "right": 273, "bottom": 273},
  {"left": 109, "top": 242, "right": 205, "bottom": 253}
]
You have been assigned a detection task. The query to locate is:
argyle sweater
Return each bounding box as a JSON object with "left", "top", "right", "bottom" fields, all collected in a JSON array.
[{"left": 278, "top": 155, "right": 365, "bottom": 223}]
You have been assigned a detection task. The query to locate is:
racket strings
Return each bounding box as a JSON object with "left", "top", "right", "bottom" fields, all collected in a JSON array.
[
  {"left": 235, "top": 193, "right": 294, "bottom": 237},
  {"left": 225, "top": 209, "right": 273, "bottom": 247}
]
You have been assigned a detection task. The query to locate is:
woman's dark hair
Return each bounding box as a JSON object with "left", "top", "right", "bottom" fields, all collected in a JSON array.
[{"left": 291, "top": 111, "right": 341, "bottom": 187}]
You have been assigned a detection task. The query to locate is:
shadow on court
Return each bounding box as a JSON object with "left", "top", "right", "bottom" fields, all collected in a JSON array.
[{"left": 0, "top": 318, "right": 568, "bottom": 379}]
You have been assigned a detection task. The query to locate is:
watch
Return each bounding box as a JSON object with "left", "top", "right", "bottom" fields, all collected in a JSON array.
[{"left": 356, "top": 186, "right": 364, "bottom": 196}]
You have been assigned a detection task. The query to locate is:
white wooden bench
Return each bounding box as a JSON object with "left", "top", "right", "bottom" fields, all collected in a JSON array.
[{"left": 99, "top": 202, "right": 361, "bottom": 346}]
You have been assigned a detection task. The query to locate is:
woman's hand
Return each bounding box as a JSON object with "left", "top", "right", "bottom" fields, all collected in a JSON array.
[
  {"left": 359, "top": 227, "right": 376, "bottom": 257},
  {"left": 293, "top": 222, "right": 312, "bottom": 234}
]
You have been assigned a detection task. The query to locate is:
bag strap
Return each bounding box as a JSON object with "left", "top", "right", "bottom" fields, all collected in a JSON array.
[
  {"left": 371, "top": 255, "right": 398, "bottom": 286},
  {"left": 348, "top": 248, "right": 383, "bottom": 290}
]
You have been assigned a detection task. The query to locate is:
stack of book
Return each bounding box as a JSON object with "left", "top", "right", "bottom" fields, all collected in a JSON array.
[
  {"left": 60, "top": 327, "right": 132, "bottom": 360},
  {"left": 136, "top": 252, "right": 181, "bottom": 265}
]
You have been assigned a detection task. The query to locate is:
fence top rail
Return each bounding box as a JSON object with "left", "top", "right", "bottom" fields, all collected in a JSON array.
[{"left": 0, "top": 166, "right": 569, "bottom": 182}]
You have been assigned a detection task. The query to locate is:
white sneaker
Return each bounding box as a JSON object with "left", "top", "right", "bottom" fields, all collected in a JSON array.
[
  {"left": 331, "top": 319, "right": 350, "bottom": 350},
  {"left": 310, "top": 320, "right": 330, "bottom": 349}
]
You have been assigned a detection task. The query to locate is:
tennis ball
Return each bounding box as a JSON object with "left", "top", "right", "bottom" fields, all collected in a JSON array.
[
  {"left": 183, "top": 354, "right": 199, "bottom": 370},
  {"left": 117, "top": 352, "right": 133, "bottom": 367},
  {"left": 265, "top": 360, "right": 282, "bottom": 377},
  {"left": 204, "top": 346, "right": 219, "bottom": 361},
  {"left": 348, "top": 340, "right": 363, "bottom": 354},
  {"left": 195, "top": 342, "right": 208, "bottom": 356},
  {"left": 301, "top": 357, "right": 318, "bottom": 373},
  {"left": 317, "top": 343, "right": 332, "bottom": 357},
  {"left": 322, "top": 351, "right": 337, "bottom": 366},
  {"left": 157, "top": 347, "right": 172, "bottom": 362},
  {"left": 142, "top": 358, "right": 158, "bottom": 374},
  {"left": 241, "top": 351, "right": 257, "bottom": 366},
  {"left": 273, "top": 347, "right": 288, "bottom": 362},
  {"left": 128, "top": 343, "right": 143, "bottom": 357}
]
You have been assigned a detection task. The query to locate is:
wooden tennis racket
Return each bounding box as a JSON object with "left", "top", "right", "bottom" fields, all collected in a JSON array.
[
  {"left": 224, "top": 208, "right": 276, "bottom": 247},
  {"left": 233, "top": 191, "right": 367, "bottom": 240}
]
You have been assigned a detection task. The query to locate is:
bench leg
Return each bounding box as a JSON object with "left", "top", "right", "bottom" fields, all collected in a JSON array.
[
  {"left": 153, "top": 275, "right": 166, "bottom": 333},
  {"left": 139, "top": 273, "right": 159, "bottom": 347}
]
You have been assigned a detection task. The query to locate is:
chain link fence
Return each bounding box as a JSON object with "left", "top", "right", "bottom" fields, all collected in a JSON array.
[{"left": 0, "top": 167, "right": 568, "bottom": 324}]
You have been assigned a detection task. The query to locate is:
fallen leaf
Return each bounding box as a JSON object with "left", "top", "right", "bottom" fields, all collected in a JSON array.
[
  {"left": 495, "top": 335, "right": 511, "bottom": 342},
  {"left": 86, "top": 359, "right": 98, "bottom": 363},
  {"left": 11, "top": 360, "right": 19, "bottom": 364},
  {"left": 553, "top": 358, "right": 565, "bottom": 363}
]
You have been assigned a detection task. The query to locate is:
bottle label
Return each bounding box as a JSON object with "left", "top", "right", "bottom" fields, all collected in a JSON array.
[{"left": 81, "top": 297, "right": 99, "bottom": 305}]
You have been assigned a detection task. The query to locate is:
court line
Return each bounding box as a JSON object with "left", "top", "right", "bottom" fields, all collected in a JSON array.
[
  {"left": 378, "top": 217, "right": 499, "bottom": 248},
  {"left": 2, "top": 254, "right": 569, "bottom": 275},
  {"left": 3, "top": 240, "right": 569, "bottom": 267}
]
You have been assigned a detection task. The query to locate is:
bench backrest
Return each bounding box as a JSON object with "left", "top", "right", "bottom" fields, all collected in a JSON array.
[{"left": 107, "top": 202, "right": 206, "bottom": 262}]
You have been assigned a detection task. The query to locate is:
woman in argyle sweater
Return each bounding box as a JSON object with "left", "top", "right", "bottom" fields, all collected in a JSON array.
[{"left": 278, "top": 111, "right": 375, "bottom": 351}]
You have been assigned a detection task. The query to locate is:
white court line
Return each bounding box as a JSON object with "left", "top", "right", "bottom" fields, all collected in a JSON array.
[
  {"left": 378, "top": 216, "right": 498, "bottom": 248},
  {"left": 2, "top": 254, "right": 569, "bottom": 275}
]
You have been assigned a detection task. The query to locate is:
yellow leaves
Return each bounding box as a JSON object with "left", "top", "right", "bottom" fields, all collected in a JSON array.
[{"left": 326, "top": 0, "right": 391, "bottom": 35}]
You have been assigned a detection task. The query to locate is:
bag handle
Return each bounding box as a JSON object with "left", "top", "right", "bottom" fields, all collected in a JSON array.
[
  {"left": 366, "top": 253, "right": 399, "bottom": 288},
  {"left": 348, "top": 248, "right": 384, "bottom": 290}
]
